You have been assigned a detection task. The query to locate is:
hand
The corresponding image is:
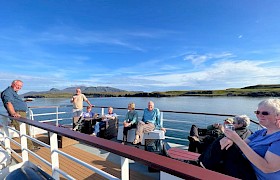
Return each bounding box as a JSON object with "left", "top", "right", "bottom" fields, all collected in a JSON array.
[
  {"left": 160, "top": 127, "right": 166, "bottom": 133},
  {"left": 123, "top": 121, "right": 129, "bottom": 127},
  {"left": 220, "top": 137, "right": 233, "bottom": 150},
  {"left": 224, "top": 128, "right": 241, "bottom": 143},
  {"left": 12, "top": 112, "right": 21, "bottom": 118}
]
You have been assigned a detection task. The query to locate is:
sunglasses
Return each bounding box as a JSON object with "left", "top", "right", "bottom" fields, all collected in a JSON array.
[{"left": 254, "top": 111, "right": 270, "bottom": 116}]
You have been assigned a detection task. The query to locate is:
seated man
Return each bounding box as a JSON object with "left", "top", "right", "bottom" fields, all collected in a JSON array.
[
  {"left": 188, "top": 115, "right": 251, "bottom": 153},
  {"left": 93, "top": 106, "right": 117, "bottom": 136},
  {"left": 132, "top": 101, "right": 166, "bottom": 145}
]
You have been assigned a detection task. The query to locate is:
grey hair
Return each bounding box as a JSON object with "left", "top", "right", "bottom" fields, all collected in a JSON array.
[
  {"left": 12, "top": 80, "right": 23, "bottom": 84},
  {"left": 234, "top": 115, "right": 250, "bottom": 127},
  {"left": 258, "top": 98, "right": 280, "bottom": 116}
]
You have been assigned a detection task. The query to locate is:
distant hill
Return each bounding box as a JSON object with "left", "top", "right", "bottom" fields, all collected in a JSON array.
[
  {"left": 22, "top": 84, "right": 280, "bottom": 98},
  {"left": 22, "top": 86, "right": 129, "bottom": 98},
  {"left": 241, "top": 84, "right": 280, "bottom": 89}
]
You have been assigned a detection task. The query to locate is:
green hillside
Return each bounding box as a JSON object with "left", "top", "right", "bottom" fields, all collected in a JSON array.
[{"left": 24, "top": 84, "right": 280, "bottom": 98}]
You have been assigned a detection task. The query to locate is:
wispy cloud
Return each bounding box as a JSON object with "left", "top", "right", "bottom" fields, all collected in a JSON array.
[
  {"left": 101, "top": 59, "right": 280, "bottom": 91},
  {"left": 183, "top": 52, "right": 233, "bottom": 66}
]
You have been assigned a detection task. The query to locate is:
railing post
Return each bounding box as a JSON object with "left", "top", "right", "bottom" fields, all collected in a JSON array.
[
  {"left": 101, "top": 108, "right": 104, "bottom": 116},
  {"left": 28, "top": 108, "right": 35, "bottom": 137},
  {"left": 19, "top": 122, "right": 29, "bottom": 162},
  {"left": 3, "top": 119, "right": 11, "bottom": 155},
  {"left": 49, "top": 132, "right": 60, "bottom": 180},
  {"left": 121, "top": 157, "right": 129, "bottom": 180},
  {"left": 160, "top": 112, "right": 163, "bottom": 127},
  {"left": 56, "top": 107, "right": 59, "bottom": 126}
]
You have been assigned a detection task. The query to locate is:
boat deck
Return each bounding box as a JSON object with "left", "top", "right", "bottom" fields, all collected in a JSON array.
[{"left": 10, "top": 135, "right": 159, "bottom": 180}]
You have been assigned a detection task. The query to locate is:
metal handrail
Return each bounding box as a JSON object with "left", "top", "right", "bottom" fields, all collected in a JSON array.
[
  {"left": 0, "top": 114, "right": 120, "bottom": 180},
  {"left": 27, "top": 105, "right": 262, "bottom": 144},
  {"left": 28, "top": 105, "right": 261, "bottom": 126},
  {"left": 0, "top": 113, "right": 236, "bottom": 179},
  {"left": 26, "top": 105, "right": 263, "bottom": 143}
]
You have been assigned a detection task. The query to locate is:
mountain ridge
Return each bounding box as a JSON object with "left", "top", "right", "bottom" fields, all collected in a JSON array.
[{"left": 22, "top": 84, "right": 280, "bottom": 98}]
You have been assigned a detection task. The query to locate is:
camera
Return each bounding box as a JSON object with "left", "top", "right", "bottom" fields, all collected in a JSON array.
[{"left": 225, "top": 124, "right": 235, "bottom": 131}]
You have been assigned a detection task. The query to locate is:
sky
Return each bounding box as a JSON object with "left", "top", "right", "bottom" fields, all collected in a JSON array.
[{"left": 1, "top": 0, "right": 280, "bottom": 93}]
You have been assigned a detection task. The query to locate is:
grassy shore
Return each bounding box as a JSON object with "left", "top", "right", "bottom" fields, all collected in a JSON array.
[{"left": 24, "top": 84, "right": 280, "bottom": 98}]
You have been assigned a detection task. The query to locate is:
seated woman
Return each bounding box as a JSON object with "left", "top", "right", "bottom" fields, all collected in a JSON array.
[
  {"left": 132, "top": 101, "right": 166, "bottom": 145},
  {"left": 81, "top": 106, "right": 96, "bottom": 118},
  {"left": 199, "top": 99, "right": 280, "bottom": 179},
  {"left": 73, "top": 106, "right": 98, "bottom": 132},
  {"left": 122, "top": 102, "right": 138, "bottom": 144},
  {"left": 189, "top": 115, "right": 251, "bottom": 153}
]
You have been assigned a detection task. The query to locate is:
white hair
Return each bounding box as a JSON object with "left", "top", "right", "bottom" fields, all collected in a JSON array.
[
  {"left": 258, "top": 98, "right": 280, "bottom": 115},
  {"left": 234, "top": 115, "right": 250, "bottom": 127}
]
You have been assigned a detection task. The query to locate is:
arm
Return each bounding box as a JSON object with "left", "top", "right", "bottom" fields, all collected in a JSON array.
[
  {"left": 6, "top": 102, "right": 20, "bottom": 117},
  {"left": 85, "top": 99, "right": 92, "bottom": 107},
  {"left": 142, "top": 109, "right": 146, "bottom": 122},
  {"left": 70, "top": 96, "right": 76, "bottom": 103},
  {"left": 124, "top": 112, "right": 129, "bottom": 122},
  {"left": 225, "top": 129, "right": 280, "bottom": 173},
  {"left": 207, "top": 124, "right": 215, "bottom": 130},
  {"left": 130, "top": 111, "right": 138, "bottom": 125},
  {"left": 155, "top": 109, "right": 166, "bottom": 132}
]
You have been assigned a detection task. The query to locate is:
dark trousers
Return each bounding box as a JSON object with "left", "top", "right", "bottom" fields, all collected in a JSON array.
[
  {"left": 199, "top": 137, "right": 257, "bottom": 180},
  {"left": 11, "top": 111, "right": 34, "bottom": 149},
  {"left": 123, "top": 123, "right": 137, "bottom": 136},
  {"left": 188, "top": 125, "right": 217, "bottom": 153}
]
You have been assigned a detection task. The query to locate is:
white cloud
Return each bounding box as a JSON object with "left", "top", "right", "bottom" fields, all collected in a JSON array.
[
  {"left": 1, "top": 59, "right": 280, "bottom": 93},
  {"left": 183, "top": 52, "right": 233, "bottom": 66},
  {"left": 111, "top": 60, "right": 280, "bottom": 91}
]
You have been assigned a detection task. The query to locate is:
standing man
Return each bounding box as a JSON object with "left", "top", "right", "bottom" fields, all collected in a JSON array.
[
  {"left": 70, "top": 88, "right": 92, "bottom": 117},
  {"left": 1, "top": 80, "right": 36, "bottom": 150},
  {"left": 132, "top": 101, "right": 166, "bottom": 145}
]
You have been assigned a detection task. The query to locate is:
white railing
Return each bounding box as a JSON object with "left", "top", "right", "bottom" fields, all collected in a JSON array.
[
  {"left": 0, "top": 116, "right": 119, "bottom": 180},
  {"left": 27, "top": 105, "right": 262, "bottom": 145},
  {"left": 0, "top": 112, "right": 240, "bottom": 180}
]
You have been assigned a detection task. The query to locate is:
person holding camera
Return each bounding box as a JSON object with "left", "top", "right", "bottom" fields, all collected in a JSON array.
[
  {"left": 188, "top": 115, "right": 251, "bottom": 153},
  {"left": 199, "top": 99, "right": 280, "bottom": 179}
]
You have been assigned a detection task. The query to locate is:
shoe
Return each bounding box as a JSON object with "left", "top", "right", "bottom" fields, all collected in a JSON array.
[
  {"left": 123, "top": 135, "right": 127, "bottom": 142},
  {"left": 90, "top": 133, "right": 96, "bottom": 136},
  {"left": 183, "top": 160, "right": 199, "bottom": 166},
  {"left": 200, "top": 161, "right": 206, "bottom": 169},
  {"left": 132, "top": 135, "right": 140, "bottom": 145},
  {"left": 121, "top": 141, "right": 126, "bottom": 145},
  {"left": 31, "top": 146, "right": 40, "bottom": 152}
]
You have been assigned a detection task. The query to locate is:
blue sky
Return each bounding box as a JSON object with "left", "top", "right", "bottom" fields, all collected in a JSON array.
[{"left": 1, "top": 1, "right": 280, "bottom": 93}]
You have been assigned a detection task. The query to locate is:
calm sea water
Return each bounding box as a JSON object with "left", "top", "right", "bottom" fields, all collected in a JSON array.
[{"left": 0, "top": 96, "right": 268, "bottom": 144}]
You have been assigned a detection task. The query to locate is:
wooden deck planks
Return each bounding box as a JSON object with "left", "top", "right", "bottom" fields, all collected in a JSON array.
[
  {"left": 9, "top": 136, "right": 157, "bottom": 180},
  {"left": 167, "top": 148, "right": 200, "bottom": 161}
]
